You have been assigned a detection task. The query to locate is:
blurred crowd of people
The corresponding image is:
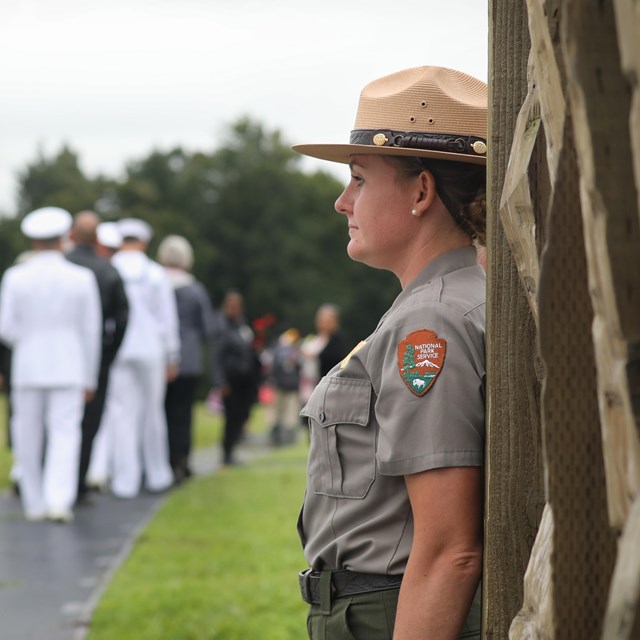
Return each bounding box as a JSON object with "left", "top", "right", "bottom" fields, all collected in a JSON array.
[{"left": 0, "top": 205, "right": 347, "bottom": 523}]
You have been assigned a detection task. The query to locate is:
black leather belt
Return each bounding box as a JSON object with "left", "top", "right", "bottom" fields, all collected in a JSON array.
[{"left": 298, "top": 569, "right": 403, "bottom": 605}]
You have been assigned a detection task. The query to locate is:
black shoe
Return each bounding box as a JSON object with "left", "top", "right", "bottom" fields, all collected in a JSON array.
[
  {"left": 222, "top": 457, "right": 244, "bottom": 468},
  {"left": 75, "top": 492, "right": 95, "bottom": 507},
  {"left": 171, "top": 456, "right": 192, "bottom": 484},
  {"left": 172, "top": 465, "right": 187, "bottom": 484}
]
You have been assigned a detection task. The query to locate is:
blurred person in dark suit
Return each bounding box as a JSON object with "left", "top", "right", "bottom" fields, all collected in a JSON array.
[
  {"left": 211, "top": 291, "right": 259, "bottom": 466},
  {"left": 66, "top": 211, "right": 129, "bottom": 503},
  {"left": 83, "top": 221, "right": 124, "bottom": 491}
]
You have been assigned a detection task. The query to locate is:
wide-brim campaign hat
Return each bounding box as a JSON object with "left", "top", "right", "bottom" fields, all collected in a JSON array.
[
  {"left": 21, "top": 206, "right": 73, "bottom": 240},
  {"left": 293, "top": 66, "right": 487, "bottom": 165}
]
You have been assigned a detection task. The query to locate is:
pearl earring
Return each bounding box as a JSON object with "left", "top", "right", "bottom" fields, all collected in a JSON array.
[{"left": 411, "top": 209, "right": 419, "bottom": 217}]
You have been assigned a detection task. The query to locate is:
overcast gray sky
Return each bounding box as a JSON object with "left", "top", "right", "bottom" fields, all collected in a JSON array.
[{"left": 0, "top": 0, "right": 488, "bottom": 215}]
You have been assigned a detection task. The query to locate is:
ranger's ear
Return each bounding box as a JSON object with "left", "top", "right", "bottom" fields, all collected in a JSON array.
[{"left": 412, "top": 170, "right": 437, "bottom": 218}]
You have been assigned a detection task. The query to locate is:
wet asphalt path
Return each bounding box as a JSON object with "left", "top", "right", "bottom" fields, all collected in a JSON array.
[
  {"left": 0, "top": 439, "right": 267, "bottom": 640},
  {"left": 0, "top": 489, "right": 163, "bottom": 640}
]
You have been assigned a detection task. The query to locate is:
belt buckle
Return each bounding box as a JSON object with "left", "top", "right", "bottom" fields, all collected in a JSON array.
[{"left": 299, "top": 569, "right": 313, "bottom": 604}]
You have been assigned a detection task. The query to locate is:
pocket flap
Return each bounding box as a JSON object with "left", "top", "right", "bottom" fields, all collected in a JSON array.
[{"left": 301, "top": 376, "right": 371, "bottom": 427}]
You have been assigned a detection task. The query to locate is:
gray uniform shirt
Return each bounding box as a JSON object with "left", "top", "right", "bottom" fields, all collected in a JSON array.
[{"left": 299, "top": 246, "right": 485, "bottom": 574}]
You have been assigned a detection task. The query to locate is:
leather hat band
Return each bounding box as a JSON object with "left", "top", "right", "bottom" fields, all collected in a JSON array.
[{"left": 349, "top": 129, "right": 487, "bottom": 158}]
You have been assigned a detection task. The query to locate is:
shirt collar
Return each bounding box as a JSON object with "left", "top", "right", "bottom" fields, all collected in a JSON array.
[
  {"left": 31, "top": 250, "right": 64, "bottom": 261},
  {"left": 372, "top": 247, "right": 478, "bottom": 332},
  {"left": 69, "top": 245, "right": 96, "bottom": 256},
  {"left": 393, "top": 245, "right": 479, "bottom": 306}
]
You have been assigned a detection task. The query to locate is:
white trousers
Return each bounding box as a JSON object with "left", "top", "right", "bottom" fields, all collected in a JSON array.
[
  {"left": 11, "top": 387, "right": 83, "bottom": 517},
  {"left": 109, "top": 358, "right": 173, "bottom": 497}
]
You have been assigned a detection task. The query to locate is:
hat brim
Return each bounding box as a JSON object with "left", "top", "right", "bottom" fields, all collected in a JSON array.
[{"left": 292, "top": 143, "right": 486, "bottom": 166}]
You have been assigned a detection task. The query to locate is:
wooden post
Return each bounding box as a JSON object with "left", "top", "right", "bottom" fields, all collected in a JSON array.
[
  {"left": 484, "top": 3, "right": 544, "bottom": 638},
  {"left": 486, "top": 1, "right": 640, "bottom": 637}
]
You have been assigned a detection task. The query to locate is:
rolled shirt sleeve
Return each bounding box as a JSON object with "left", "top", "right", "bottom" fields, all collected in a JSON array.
[{"left": 370, "top": 302, "right": 485, "bottom": 476}]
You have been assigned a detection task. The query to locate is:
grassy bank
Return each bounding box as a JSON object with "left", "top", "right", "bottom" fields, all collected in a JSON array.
[
  {"left": 87, "top": 441, "right": 309, "bottom": 640},
  {"left": 0, "top": 395, "right": 10, "bottom": 491}
]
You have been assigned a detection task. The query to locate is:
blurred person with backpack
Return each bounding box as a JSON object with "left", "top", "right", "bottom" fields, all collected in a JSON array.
[{"left": 268, "top": 328, "right": 303, "bottom": 446}]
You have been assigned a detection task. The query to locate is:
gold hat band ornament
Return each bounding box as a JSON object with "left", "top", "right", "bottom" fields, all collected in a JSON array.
[
  {"left": 351, "top": 129, "right": 487, "bottom": 157},
  {"left": 372, "top": 133, "right": 389, "bottom": 146},
  {"left": 471, "top": 140, "right": 487, "bottom": 155},
  {"left": 293, "top": 66, "right": 487, "bottom": 165}
]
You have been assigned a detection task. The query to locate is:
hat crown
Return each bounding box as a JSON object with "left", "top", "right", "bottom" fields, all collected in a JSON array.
[
  {"left": 21, "top": 206, "right": 72, "bottom": 239},
  {"left": 354, "top": 66, "right": 486, "bottom": 138},
  {"left": 117, "top": 218, "right": 152, "bottom": 243},
  {"left": 292, "top": 65, "right": 487, "bottom": 165},
  {"left": 97, "top": 222, "right": 122, "bottom": 249}
]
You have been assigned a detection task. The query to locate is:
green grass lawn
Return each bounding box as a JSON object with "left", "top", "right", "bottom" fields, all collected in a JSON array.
[{"left": 87, "top": 441, "right": 309, "bottom": 640}]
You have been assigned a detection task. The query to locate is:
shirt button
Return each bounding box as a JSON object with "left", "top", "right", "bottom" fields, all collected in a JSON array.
[{"left": 319, "top": 411, "right": 326, "bottom": 422}]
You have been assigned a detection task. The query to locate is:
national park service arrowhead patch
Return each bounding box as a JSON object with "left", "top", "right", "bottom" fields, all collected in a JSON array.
[{"left": 397, "top": 330, "right": 447, "bottom": 397}]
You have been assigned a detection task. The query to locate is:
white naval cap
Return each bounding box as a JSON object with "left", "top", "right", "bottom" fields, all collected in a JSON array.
[
  {"left": 118, "top": 218, "right": 152, "bottom": 243},
  {"left": 21, "top": 207, "right": 73, "bottom": 240},
  {"left": 97, "top": 222, "right": 122, "bottom": 249}
]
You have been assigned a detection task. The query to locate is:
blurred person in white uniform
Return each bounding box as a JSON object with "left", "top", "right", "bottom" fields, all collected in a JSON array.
[
  {"left": 109, "top": 218, "right": 180, "bottom": 497},
  {"left": 0, "top": 207, "right": 101, "bottom": 521},
  {"left": 3, "top": 250, "right": 37, "bottom": 493},
  {"left": 85, "top": 221, "right": 124, "bottom": 489}
]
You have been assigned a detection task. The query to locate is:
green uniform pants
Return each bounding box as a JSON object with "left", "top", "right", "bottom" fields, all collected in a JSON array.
[{"left": 306, "top": 583, "right": 481, "bottom": 640}]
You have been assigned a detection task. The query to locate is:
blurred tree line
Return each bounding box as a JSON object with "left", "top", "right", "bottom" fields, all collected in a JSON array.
[{"left": 0, "top": 118, "right": 399, "bottom": 343}]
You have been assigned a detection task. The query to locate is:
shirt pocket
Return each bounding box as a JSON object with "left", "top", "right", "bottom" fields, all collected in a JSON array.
[{"left": 301, "top": 376, "right": 375, "bottom": 499}]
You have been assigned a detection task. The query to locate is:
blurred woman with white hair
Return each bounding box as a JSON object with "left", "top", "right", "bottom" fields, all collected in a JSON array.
[{"left": 157, "top": 235, "right": 216, "bottom": 482}]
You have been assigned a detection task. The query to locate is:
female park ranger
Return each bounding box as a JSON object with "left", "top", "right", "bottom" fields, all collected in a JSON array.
[{"left": 293, "top": 66, "right": 487, "bottom": 639}]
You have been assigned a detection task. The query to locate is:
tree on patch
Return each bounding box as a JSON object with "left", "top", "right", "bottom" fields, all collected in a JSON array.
[{"left": 403, "top": 343, "right": 417, "bottom": 380}]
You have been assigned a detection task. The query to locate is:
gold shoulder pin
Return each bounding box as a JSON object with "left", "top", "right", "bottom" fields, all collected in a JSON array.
[{"left": 340, "top": 340, "right": 367, "bottom": 369}]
